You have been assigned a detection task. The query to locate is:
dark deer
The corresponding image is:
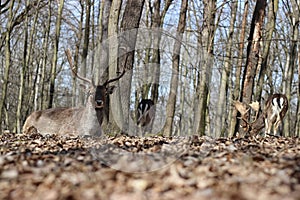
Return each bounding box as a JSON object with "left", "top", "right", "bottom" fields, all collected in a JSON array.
[
  {"left": 22, "top": 49, "right": 126, "bottom": 136},
  {"left": 263, "top": 94, "right": 288, "bottom": 136},
  {"left": 137, "top": 99, "right": 154, "bottom": 127}
]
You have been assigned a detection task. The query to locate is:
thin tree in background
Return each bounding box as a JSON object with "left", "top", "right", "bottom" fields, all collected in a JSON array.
[
  {"left": 0, "top": 0, "right": 14, "bottom": 131},
  {"left": 230, "top": 0, "right": 249, "bottom": 137},
  {"left": 48, "top": 0, "right": 65, "bottom": 108},
  {"left": 163, "top": 0, "right": 188, "bottom": 136},
  {"left": 80, "top": 0, "right": 91, "bottom": 105},
  {"left": 16, "top": 0, "right": 41, "bottom": 133},
  {"left": 193, "top": 0, "right": 216, "bottom": 136},
  {"left": 39, "top": 1, "right": 52, "bottom": 110},
  {"left": 215, "top": 1, "right": 237, "bottom": 136},
  {"left": 283, "top": 0, "right": 299, "bottom": 136}
]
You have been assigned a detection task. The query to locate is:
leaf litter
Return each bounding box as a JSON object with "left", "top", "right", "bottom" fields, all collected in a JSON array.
[{"left": 0, "top": 130, "right": 299, "bottom": 200}]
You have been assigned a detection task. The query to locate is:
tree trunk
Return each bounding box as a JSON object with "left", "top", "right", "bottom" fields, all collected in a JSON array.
[
  {"left": 215, "top": 1, "right": 237, "bottom": 137},
  {"left": 108, "top": 0, "right": 122, "bottom": 131},
  {"left": 163, "top": 0, "right": 188, "bottom": 136},
  {"left": 79, "top": 0, "right": 91, "bottom": 105},
  {"left": 97, "top": 0, "right": 112, "bottom": 125},
  {"left": 71, "top": 1, "right": 84, "bottom": 107},
  {"left": 118, "top": 0, "right": 145, "bottom": 133},
  {"left": 193, "top": 0, "right": 216, "bottom": 136},
  {"left": 283, "top": 0, "right": 299, "bottom": 136},
  {"left": 48, "top": 0, "right": 65, "bottom": 108},
  {"left": 16, "top": 0, "right": 40, "bottom": 133},
  {"left": 239, "top": 0, "right": 266, "bottom": 135},
  {"left": 255, "top": 0, "right": 278, "bottom": 102},
  {"left": 39, "top": 1, "right": 52, "bottom": 110},
  {"left": 296, "top": 50, "right": 300, "bottom": 137},
  {"left": 0, "top": 0, "right": 14, "bottom": 132},
  {"left": 229, "top": 1, "right": 249, "bottom": 137}
]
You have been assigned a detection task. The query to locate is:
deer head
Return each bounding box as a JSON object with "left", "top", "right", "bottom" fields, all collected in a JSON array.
[
  {"left": 137, "top": 99, "right": 154, "bottom": 127},
  {"left": 263, "top": 94, "right": 288, "bottom": 136},
  {"left": 22, "top": 49, "right": 126, "bottom": 136}
]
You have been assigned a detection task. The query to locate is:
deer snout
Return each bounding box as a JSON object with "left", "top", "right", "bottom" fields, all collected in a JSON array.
[{"left": 95, "top": 100, "right": 104, "bottom": 108}]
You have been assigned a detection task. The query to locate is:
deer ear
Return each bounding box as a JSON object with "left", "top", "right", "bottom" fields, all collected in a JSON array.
[{"left": 107, "top": 85, "right": 116, "bottom": 94}]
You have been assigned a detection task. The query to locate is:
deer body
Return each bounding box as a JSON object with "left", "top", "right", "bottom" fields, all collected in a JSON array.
[
  {"left": 264, "top": 94, "right": 288, "bottom": 135},
  {"left": 23, "top": 106, "right": 101, "bottom": 136}
]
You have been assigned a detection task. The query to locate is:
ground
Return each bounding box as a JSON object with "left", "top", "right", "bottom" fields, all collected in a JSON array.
[{"left": 0, "top": 130, "right": 299, "bottom": 200}]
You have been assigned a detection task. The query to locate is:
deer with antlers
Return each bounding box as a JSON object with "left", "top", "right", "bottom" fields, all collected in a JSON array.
[
  {"left": 22, "top": 49, "right": 126, "bottom": 136},
  {"left": 235, "top": 94, "right": 288, "bottom": 136}
]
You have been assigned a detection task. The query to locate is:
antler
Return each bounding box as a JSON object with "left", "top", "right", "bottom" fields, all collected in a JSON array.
[
  {"left": 103, "top": 53, "right": 128, "bottom": 86},
  {"left": 65, "top": 48, "right": 93, "bottom": 84}
]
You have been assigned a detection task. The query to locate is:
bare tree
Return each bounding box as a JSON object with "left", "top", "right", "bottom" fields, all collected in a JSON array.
[
  {"left": 163, "top": 0, "right": 188, "bottom": 136},
  {"left": 215, "top": 1, "right": 238, "bottom": 136},
  {"left": 239, "top": 0, "right": 267, "bottom": 135},
  {"left": 282, "top": 0, "right": 299, "bottom": 136},
  {"left": 0, "top": 0, "right": 14, "bottom": 131},
  {"left": 48, "top": 0, "right": 65, "bottom": 108},
  {"left": 229, "top": 0, "right": 249, "bottom": 137},
  {"left": 193, "top": 0, "right": 216, "bottom": 136}
]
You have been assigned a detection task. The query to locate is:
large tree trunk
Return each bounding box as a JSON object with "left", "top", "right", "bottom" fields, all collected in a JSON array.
[
  {"left": 239, "top": 0, "right": 266, "bottom": 135},
  {"left": 215, "top": 1, "right": 237, "bottom": 137},
  {"left": 108, "top": 0, "right": 122, "bottom": 131},
  {"left": 255, "top": 0, "right": 278, "bottom": 102},
  {"left": 118, "top": 0, "right": 145, "bottom": 133},
  {"left": 163, "top": 0, "right": 188, "bottom": 136},
  {"left": 98, "top": 0, "right": 112, "bottom": 126},
  {"left": 48, "top": 0, "right": 65, "bottom": 108}
]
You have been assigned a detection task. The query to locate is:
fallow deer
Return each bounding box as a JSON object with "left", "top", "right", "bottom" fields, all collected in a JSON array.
[
  {"left": 234, "top": 93, "right": 288, "bottom": 137},
  {"left": 137, "top": 99, "right": 154, "bottom": 127},
  {"left": 22, "top": 49, "right": 126, "bottom": 136},
  {"left": 263, "top": 94, "right": 288, "bottom": 136}
]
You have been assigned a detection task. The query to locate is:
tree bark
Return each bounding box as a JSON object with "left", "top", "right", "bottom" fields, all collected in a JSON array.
[
  {"left": 255, "top": 0, "right": 278, "bottom": 102},
  {"left": 79, "top": 0, "right": 91, "bottom": 105},
  {"left": 239, "top": 0, "right": 266, "bottom": 135},
  {"left": 16, "top": 0, "right": 40, "bottom": 133},
  {"left": 108, "top": 0, "right": 122, "bottom": 131},
  {"left": 48, "top": 0, "right": 65, "bottom": 108},
  {"left": 39, "top": 1, "right": 52, "bottom": 110},
  {"left": 193, "top": 0, "right": 216, "bottom": 136},
  {"left": 0, "top": 0, "right": 14, "bottom": 132},
  {"left": 283, "top": 0, "right": 299, "bottom": 136},
  {"left": 229, "top": 0, "right": 249, "bottom": 137},
  {"left": 163, "top": 0, "right": 188, "bottom": 136},
  {"left": 215, "top": 1, "right": 237, "bottom": 137},
  {"left": 118, "top": 0, "right": 145, "bottom": 133}
]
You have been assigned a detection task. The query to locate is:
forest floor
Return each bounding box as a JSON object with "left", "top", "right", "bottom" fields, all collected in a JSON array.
[{"left": 0, "top": 130, "right": 299, "bottom": 200}]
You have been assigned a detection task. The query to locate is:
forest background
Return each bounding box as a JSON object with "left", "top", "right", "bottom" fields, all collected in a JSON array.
[{"left": 0, "top": 0, "right": 299, "bottom": 137}]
